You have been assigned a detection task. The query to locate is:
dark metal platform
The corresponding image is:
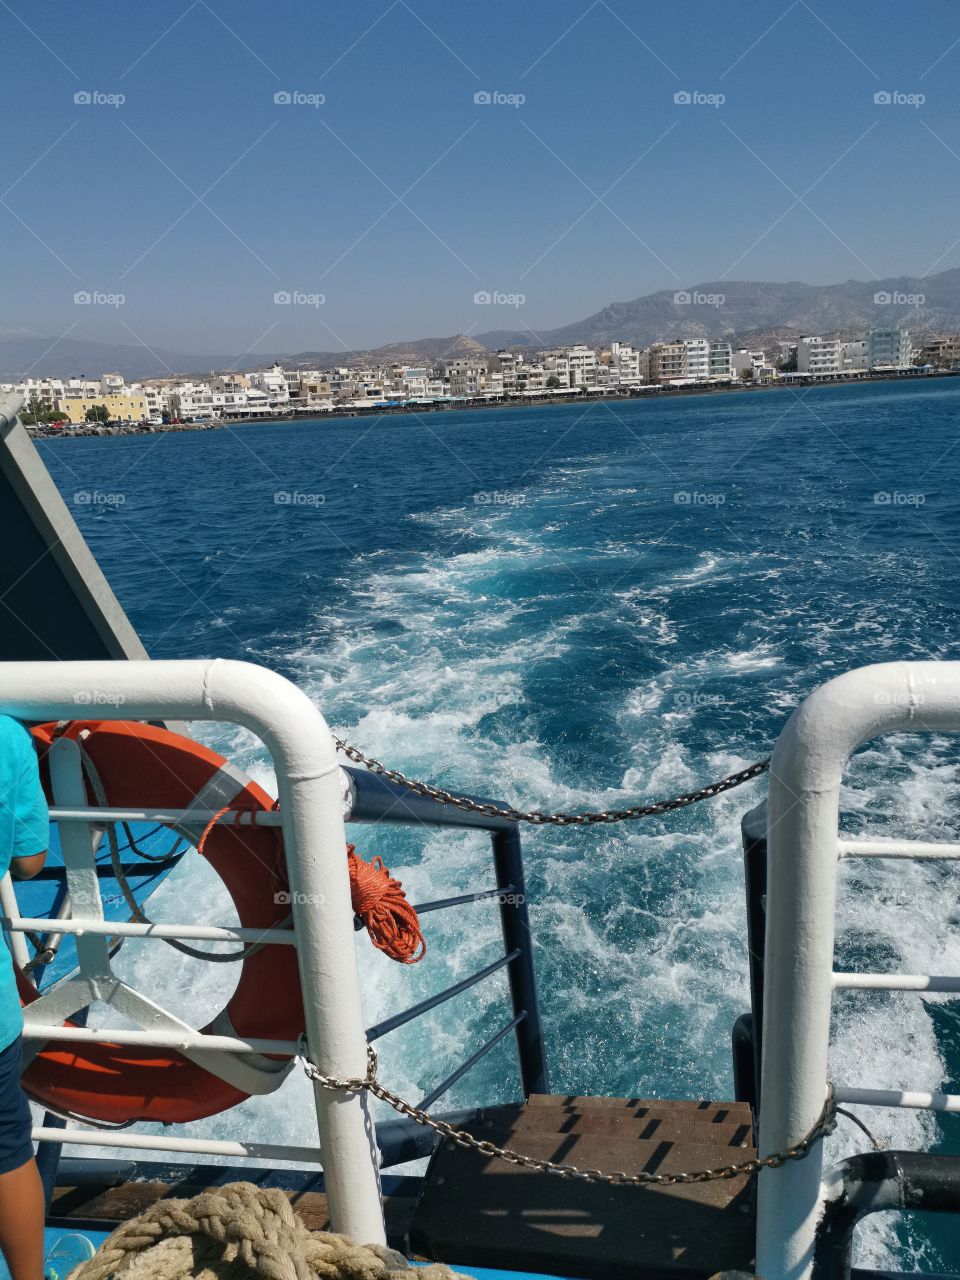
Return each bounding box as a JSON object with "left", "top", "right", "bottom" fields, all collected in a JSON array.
[{"left": 409, "top": 1095, "right": 757, "bottom": 1280}]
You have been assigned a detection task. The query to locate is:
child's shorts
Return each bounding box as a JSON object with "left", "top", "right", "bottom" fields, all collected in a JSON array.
[{"left": 0, "top": 1037, "right": 33, "bottom": 1174}]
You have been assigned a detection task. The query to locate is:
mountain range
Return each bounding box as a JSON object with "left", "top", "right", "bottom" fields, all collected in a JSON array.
[{"left": 1, "top": 268, "right": 957, "bottom": 381}]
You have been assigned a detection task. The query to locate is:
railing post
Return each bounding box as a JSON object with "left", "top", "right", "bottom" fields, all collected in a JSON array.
[
  {"left": 0, "top": 659, "right": 387, "bottom": 1247},
  {"left": 740, "top": 799, "right": 768, "bottom": 1111},
  {"left": 756, "top": 661, "right": 960, "bottom": 1280},
  {"left": 491, "top": 827, "right": 549, "bottom": 1097}
]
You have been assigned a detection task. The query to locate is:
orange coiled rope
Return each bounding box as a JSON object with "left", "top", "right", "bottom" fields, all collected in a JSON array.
[
  {"left": 347, "top": 844, "right": 426, "bottom": 964},
  {"left": 198, "top": 811, "right": 426, "bottom": 965}
]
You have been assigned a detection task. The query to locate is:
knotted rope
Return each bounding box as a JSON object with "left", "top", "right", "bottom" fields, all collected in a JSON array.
[
  {"left": 348, "top": 846, "right": 426, "bottom": 964},
  {"left": 67, "top": 1183, "right": 464, "bottom": 1280}
]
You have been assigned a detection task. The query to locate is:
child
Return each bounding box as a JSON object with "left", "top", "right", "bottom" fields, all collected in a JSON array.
[{"left": 0, "top": 716, "right": 48, "bottom": 1280}]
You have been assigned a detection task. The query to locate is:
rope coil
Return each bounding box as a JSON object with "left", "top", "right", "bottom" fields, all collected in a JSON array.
[{"left": 65, "top": 1182, "right": 468, "bottom": 1280}]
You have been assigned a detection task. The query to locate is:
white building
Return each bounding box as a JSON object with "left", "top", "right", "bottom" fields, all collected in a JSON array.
[
  {"left": 797, "top": 336, "right": 843, "bottom": 376},
  {"left": 708, "top": 340, "right": 732, "bottom": 380},
  {"left": 247, "top": 363, "right": 290, "bottom": 404},
  {"left": 840, "top": 340, "right": 868, "bottom": 372},
  {"left": 610, "top": 342, "right": 644, "bottom": 386},
  {"left": 868, "top": 328, "right": 911, "bottom": 370},
  {"left": 567, "top": 345, "right": 597, "bottom": 388},
  {"left": 684, "top": 339, "right": 710, "bottom": 380}
]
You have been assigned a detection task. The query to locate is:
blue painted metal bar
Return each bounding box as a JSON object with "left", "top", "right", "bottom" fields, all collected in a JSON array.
[
  {"left": 366, "top": 950, "right": 519, "bottom": 1042},
  {"left": 36, "top": 1008, "right": 88, "bottom": 1210},
  {"left": 413, "top": 885, "right": 515, "bottom": 915},
  {"left": 346, "top": 767, "right": 516, "bottom": 832},
  {"left": 417, "top": 1014, "right": 526, "bottom": 1111},
  {"left": 31, "top": 860, "right": 181, "bottom": 881},
  {"left": 351, "top": 885, "right": 516, "bottom": 932},
  {"left": 491, "top": 827, "right": 549, "bottom": 1096},
  {"left": 345, "top": 764, "right": 549, "bottom": 1096},
  {"left": 376, "top": 1110, "right": 476, "bottom": 1168}
]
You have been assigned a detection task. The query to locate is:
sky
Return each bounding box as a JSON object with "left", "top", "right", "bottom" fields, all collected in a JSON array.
[{"left": 2, "top": 0, "right": 960, "bottom": 359}]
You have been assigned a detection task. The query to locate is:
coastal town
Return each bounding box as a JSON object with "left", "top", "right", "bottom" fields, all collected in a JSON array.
[{"left": 6, "top": 325, "right": 957, "bottom": 431}]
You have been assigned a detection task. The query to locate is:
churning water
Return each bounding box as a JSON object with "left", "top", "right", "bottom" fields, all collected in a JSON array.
[{"left": 40, "top": 378, "right": 960, "bottom": 1270}]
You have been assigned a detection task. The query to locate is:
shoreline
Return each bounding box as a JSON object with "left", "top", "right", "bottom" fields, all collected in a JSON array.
[{"left": 29, "top": 368, "right": 957, "bottom": 438}]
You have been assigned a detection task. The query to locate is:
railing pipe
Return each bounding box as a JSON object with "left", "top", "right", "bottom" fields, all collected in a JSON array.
[
  {"left": 815, "top": 1151, "right": 960, "bottom": 1280},
  {"left": 0, "top": 659, "right": 385, "bottom": 1245},
  {"left": 346, "top": 767, "right": 516, "bottom": 831},
  {"left": 740, "top": 800, "right": 767, "bottom": 1111},
  {"left": 758, "top": 660, "right": 960, "bottom": 1280},
  {"left": 417, "top": 1014, "right": 526, "bottom": 1110},
  {"left": 3, "top": 916, "right": 296, "bottom": 946},
  {"left": 491, "top": 827, "right": 549, "bottom": 1096},
  {"left": 366, "top": 951, "right": 519, "bottom": 1042}
]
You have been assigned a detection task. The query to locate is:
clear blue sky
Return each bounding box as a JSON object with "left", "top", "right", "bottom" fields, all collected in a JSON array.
[{"left": 2, "top": 0, "right": 959, "bottom": 358}]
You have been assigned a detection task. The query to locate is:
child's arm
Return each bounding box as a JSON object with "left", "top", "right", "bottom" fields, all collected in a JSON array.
[
  {"left": 9, "top": 854, "right": 44, "bottom": 881},
  {"left": 11, "top": 728, "right": 48, "bottom": 885}
]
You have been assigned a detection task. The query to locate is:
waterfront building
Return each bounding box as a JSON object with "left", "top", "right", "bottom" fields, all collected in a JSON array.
[
  {"left": 685, "top": 339, "right": 710, "bottom": 380},
  {"left": 708, "top": 340, "right": 732, "bottom": 379},
  {"left": 567, "top": 344, "right": 597, "bottom": 388},
  {"left": 648, "top": 342, "right": 686, "bottom": 384},
  {"left": 867, "top": 328, "right": 911, "bottom": 370},
  {"left": 55, "top": 391, "right": 149, "bottom": 424},
  {"left": 247, "top": 363, "right": 290, "bottom": 404},
  {"left": 493, "top": 351, "right": 522, "bottom": 391},
  {"left": 609, "top": 342, "right": 643, "bottom": 387},
  {"left": 840, "top": 340, "right": 868, "bottom": 372},
  {"left": 797, "top": 336, "right": 843, "bottom": 376},
  {"left": 920, "top": 335, "right": 960, "bottom": 369}
]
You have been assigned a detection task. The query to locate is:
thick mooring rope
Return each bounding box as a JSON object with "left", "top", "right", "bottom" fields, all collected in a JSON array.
[{"left": 67, "top": 1183, "right": 466, "bottom": 1280}]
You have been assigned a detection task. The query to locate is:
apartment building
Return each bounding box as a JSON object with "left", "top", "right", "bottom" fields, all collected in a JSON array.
[{"left": 868, "top": 328, "right": 912, "bottom": 370}]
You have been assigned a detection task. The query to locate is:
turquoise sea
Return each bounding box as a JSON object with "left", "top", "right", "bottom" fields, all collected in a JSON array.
[{"left": 39, "top": 377, "right": 960, "bottom": 1271}]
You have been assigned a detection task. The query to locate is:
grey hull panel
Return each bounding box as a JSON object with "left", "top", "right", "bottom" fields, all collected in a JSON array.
[{"left": 0, "top": 394, "right": 148, "bottom": 663}]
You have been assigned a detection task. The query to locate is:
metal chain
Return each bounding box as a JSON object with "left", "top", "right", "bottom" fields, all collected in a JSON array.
[
  {"left": 334, "top": 737, "right": 770, "bottom": 826},
  {"left": 299, "top": 1044, "right": 837, "bottom": 1186}
]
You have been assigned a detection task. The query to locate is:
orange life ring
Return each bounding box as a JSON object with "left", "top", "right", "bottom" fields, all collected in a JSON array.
[{"left": 21, "top": 720, "right": 303, "bottom": 1125}]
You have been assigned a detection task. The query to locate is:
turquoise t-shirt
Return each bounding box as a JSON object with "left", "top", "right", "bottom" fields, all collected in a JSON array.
[{"left": 0, "top": 717, "right": 49, "bottom": 1051}]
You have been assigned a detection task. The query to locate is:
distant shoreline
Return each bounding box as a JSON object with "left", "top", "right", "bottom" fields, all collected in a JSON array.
[{"left": 29, "top": 367, "right": 957, "bottom": 439}]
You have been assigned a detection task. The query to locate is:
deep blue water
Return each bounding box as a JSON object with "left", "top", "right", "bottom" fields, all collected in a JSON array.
[{"left": 39, "top": 378, "right": 960, "bottom": 1270}]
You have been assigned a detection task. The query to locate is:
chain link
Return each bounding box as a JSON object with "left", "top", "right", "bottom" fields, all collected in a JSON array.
[
  {"left": 334, "top": 737, "right": 770, "bottom": 826},
  {"left": 299, "top": 1044, "right": 836, "bottom": 1186}
]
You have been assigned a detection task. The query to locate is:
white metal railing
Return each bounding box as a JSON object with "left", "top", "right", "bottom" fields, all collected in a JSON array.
[
  {"left": 757, "top": 660, "right": 960, "bottom": 1280},
  {"left": 0, "top": 659, "right": 385, "bottom": 1245}
]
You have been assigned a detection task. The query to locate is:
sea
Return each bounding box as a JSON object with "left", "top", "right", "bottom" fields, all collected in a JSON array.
[{"left": 38, "top": 376, "right": 960, "bottom": 1272}]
